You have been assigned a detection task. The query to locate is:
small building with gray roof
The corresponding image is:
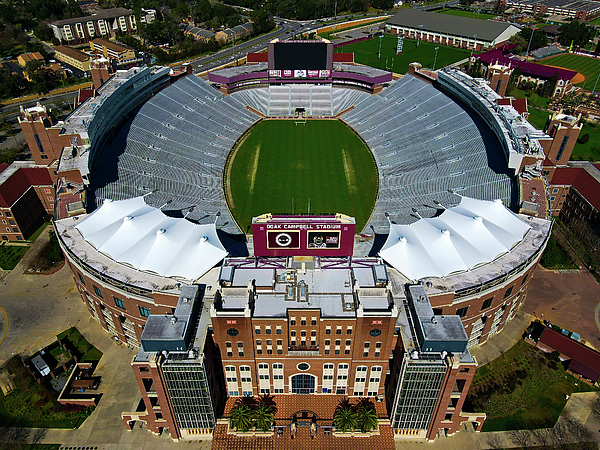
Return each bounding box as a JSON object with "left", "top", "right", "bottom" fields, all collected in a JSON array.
[{"left": 386, "top": 9, "right": 521, "bottom": 51}]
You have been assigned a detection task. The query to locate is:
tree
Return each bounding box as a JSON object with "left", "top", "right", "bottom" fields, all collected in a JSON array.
[
  {"left": 519, "top": 27, "right": 548, "bottom": 53},
  {"left": 355, "top": 399, "right": 378, "bottom": 433},
  {"left": 229, "top": 404, "right": 253, "bottom": 431},
  {"left": 559, "top": 20, "right": 591, "bottom": 48},
  {"left": 333, "top": 399, "right": 357, "bottom": 432},
  {"left": 508, "top": 34, "right": 528, "bottom": 54},
  {"left": 577, "top": 132, "right": 590, "bottom": 144},
  {"left": 34, "top": 22, "right": 54, "bottom": 41},
  {"left": 538, "top": 73, "right": 558, "bottom": 98},
  {"left": 253, "top": 402, "right": 274, "bottom": 431}
]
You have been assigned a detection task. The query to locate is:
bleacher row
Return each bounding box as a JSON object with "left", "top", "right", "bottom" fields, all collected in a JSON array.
[
  {"left": 231, "top": 85, "right": 371, "bottom": 117},
  {"left": 91, "top": 74, "right": 512, "bottom": 234},
  {"left": 341, "top": 75, "right": 512, "bottom": 229}
]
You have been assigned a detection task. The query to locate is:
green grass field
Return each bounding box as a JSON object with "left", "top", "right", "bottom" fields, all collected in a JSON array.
[
  {"left": 439, "top": 9, "right": 497, "bottom": 20},
  {"left": 571, "top": 120, "right": 600, "bottom": 162},
  {"left": 335, "top": 34, "right": 473, "bottom": 73},
  {"left": 226, "top": 120, "right": 378, "bottom": 233},
  {"left": 537, "top": 53, "right": 600, "bottom": 88}
]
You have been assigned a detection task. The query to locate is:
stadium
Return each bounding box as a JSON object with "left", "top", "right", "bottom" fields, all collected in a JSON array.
[{"left": 52, "top": 40, "right": 551, "bottom": 442}]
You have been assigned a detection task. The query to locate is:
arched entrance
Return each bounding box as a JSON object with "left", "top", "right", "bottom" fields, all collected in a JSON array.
[{"left": 291, "top": 374, "right": 315, "bottom": 394}]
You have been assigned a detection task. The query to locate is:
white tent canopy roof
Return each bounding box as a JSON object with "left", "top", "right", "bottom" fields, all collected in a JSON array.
[
  {"left": 379, "top": 196, "right": 531, "bottom": 281},
  {"left": 75, "top": 197, "right": 227, "bottom": 281}
]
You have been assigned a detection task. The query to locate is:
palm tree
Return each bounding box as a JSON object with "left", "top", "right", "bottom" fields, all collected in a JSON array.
[
  {"left": 356, "top": 401, "right": 378, "bottom": 433},
  {"left": 229, "top": 403, "right": 253, "bottom": 432},
  {"left": 256, "top": 393, "right": 278, "bottom": 414},
  {"left": 253, "top": 402, "right": 274, "bottom": 431},
  {"left": 333, "top": 400, "right": 357, "bottom": 432}
]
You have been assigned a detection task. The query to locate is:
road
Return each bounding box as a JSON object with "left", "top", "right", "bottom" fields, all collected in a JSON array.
[{"left": 0, "top": 13, "right": 391, "bottom": 120}]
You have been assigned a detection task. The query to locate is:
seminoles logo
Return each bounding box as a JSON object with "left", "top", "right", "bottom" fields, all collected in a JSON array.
[{"left": 275, "top": 233, "right": 293, "bottom": 247}]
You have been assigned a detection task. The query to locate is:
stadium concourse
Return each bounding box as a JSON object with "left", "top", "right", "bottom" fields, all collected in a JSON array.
[{"left": 46, "top": 40, "right": 553, "bottom": 444}]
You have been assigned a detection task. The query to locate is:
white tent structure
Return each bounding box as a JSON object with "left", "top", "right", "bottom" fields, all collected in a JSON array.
[
  {"left": 75, "top": 197, "right": 227, "bottom": 281},
  {"left": 379, "top": 197, "right": 531, "bottom": 281}
]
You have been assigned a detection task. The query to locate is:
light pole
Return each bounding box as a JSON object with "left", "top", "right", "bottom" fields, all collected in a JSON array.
[
  {"left": 592, "top": 63, "right": 600, "bottom": 96},
  {"left": 526, "top": 26, "right": 536, "bottom": 59},
  {"left": 378, "top": 34, "right": 383, "bottom": 61},
  {"left": 417, "top": 24, "right": 423, "bottom": 47},
  {"left": 470, "top": 34, "right": 477, "bottom": 67},
  {"left": 433, "top": 46, "right": 439, "bottom": 71}
]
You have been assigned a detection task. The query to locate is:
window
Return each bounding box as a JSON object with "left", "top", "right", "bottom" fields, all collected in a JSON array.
[
  {"left": 12, "top": 228, "right": 18, "bottom": 233},
  {"left": 325, "top": 339, "right": 330, "bottom": 346},
  {"left": 238, "top": 351, "right": 244, "bottom": 357},
  {"left": 277, "top": 339, "right": 282, "bottom": 346},
  {"left": 1, "top": 236, "right": 6, "bottom": 241},
  {"left": 311, "top": 340, "right": 316, "bottom": 346},
  {"left": 114, "top": 297, "right": 125, "bottom": 309},
  {"left": 325, "top": 327, "right": 331, "bottom": 335},
  {"left": 370, "top": 329, "right": 382, "bottom": 337},
  {"left": 376, "top": 342, "right": 382, "bottom": 348},
  {"left": 311, "top": 330, "right": 317, "bottom": 337},
  {"left": 93, "top": 285, "right": 103, "bottom": 298},
  {"left": 257, "top": 349, "right": 263, "bottom": 354},
  {"left": 504, "top": 286, "right": 513, "bottom": 299},
  {"left": 290, "top": 318, "right": 296, "bottom": 326},
  {"left": 255, "top": 327, "right": 261, "bottom": 334},
  {"left": 346, "top": 328, "right": 352, "bottom": 335},
  {"left": 9, "top": 220, "right": 15, "bottom": 225},
  {"left": 276, "top": 327, "right": 282, "bottom": 334},
  {"left": 325, "top": 349, "right": 330, "bottom": 355},
  {"left": 256, "top": 339, "right": 262, "bottom": 346},
  {"left": 556, "top": 135, "right": 569, "bottom": 161},
  {"left": 237, "top": 342, "right": 244, "bottom": 348},
  {"left": 456, "top": 306, "right": 468, "bottom": 318},
  {"left": 521, "top": 273, "right": 528, "bottom": 286},
  {"left": 297, "top": 362, "right": 310, "bottom": 371},
  {"left": 227, "top": 328, "right": 239, "bottom": 336},
  {"left": 335, "top": 340, "right": 341, "bottom": 346},
  {"left": 301, "top": 319, "right": 306, "bottom": 326},
  {"left": 266, "top": 339, "right": 272, "bottom": 346},
  {"left": 5, "top": 212, "right": 10, "bottom": 217},
  {"left": 139, "top": 306, "right": 151, "bottom": 317},
  {"left": 311, "top": 318, "right": 317, "bottom": 326},
  {"left": 277, "top": 349, "right": 283, "bottom": 354},
  {"left": 291, "top": 340, "right": 296, "bottom": 346},
  {"left": 265, "top": 327, "right": 271, "bottom": 335},
  {"left": 291, "top": 330, "right": 296, "bottom": 337},
  {"left": 226, "top": 342, "right": 232, "bottom": 348},
  {"left": 335, "top": 349, "right": 340, "bottom": 355},
  {"left": 481, "top": 298, "right": 493, "bottom": 310},
  {"left": 301, "top": 330, "right": 306, "bottom": 337},
  {"left": 345, "top": 349, "right": 350, "bottom": 355},
  {"left": 336, "top": 327, "right": 342, "bottom": 334},
  {"left": 78, "top": 273, "right": 86, "bottom": 285}
]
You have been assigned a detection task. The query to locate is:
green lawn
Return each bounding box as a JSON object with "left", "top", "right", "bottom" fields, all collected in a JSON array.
[
  {"left": 571, "top": 120, "right": 600, "bottom": 162},
  {"left": 509, "top": 88, "right": 552, "bottom": 110},
  {"left": 540, "top": 234, "right": 577, "bottom": 269},
  {"left": 57, "top": 327, "right": 103, "bottom": 362},
  {"left": 466, "top": 340, "right": 597, "bottom": 431},
  {"left": 525, "top": 108, "right": 550, "bottom": 130},
  {"left": 537, "top": 53, "right": 600, "bottom": 88},
  {"left": 0, "top": 244, "right": 28, "bottom": 270},
  {"left": 335, "top": 34, "right": 473, "bottom": 73},
  {"left": 0, "top": 356, "right": 93, "bottom": 428},
  {"left": 227, "top": 119, "right": 378, "bottom": 233},
  {"left": 439, "top": 9, "right": 497, "bottom": 20}
]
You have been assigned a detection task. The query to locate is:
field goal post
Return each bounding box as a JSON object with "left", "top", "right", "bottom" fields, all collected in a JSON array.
[{"left": 294, "top": 107, "right": 307, "bottom": 126}]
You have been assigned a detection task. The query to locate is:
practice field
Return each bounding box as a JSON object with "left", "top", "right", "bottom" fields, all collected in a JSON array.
[
  {"left": 335, "top": 34, "right": 472, "bottom": 74},
  {"left": 226, "top": 120, "right": 378, "bottom": 233},
  {"left": 537, "top": 53, "right": 599, "bottom": 87}
]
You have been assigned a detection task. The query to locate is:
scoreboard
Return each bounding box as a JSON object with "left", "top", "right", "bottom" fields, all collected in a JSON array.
[
  {"left": 252, "top": 214, "right": 355, "bottom": 257},
  {"left": 267, "top": 40, "right": 334, "bottom": 80}
]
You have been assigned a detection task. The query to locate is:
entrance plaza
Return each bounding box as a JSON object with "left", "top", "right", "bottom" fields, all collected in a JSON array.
[{"left": 215, "top": 395, "right": 394, "bottom": 450}]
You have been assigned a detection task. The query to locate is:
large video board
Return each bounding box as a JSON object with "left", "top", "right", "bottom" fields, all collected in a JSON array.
[
  {"left": 268, "top": 41, "right": 333, "bottom": 79},
  {"left": 273, "top": 42, "right": 328, "bottom": 70},
  {"left": 252, "top": 214, "right": 355, "bottom": 257}
]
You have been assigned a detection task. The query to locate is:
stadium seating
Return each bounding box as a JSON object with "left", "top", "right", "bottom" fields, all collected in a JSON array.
[{"left": 91, "top": 73, "right": 512, "bottom": 234}]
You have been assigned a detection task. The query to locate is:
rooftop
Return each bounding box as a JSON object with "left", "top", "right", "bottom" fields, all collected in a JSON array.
[
  {"left": 387, "top": 8, "right": 519, "bottom": 42},
  {"left": 51, "top": 7, "right": 132, "bottom": 26},
  {"left": 54, "top": 45, "right": 91, "bottom": 62}
]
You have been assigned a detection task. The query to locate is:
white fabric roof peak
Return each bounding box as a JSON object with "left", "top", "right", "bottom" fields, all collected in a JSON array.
[
  {"left": 75, "top": 197, "right": 227, "bottom": 281},
  {"left": 379, "top": 196, "right": 531, "bottom": 281}
]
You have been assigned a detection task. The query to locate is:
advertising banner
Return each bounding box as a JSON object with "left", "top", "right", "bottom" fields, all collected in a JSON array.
[
  {"left": 294, "top": 69, "right": 307, "bottom": 78},
  {"left": 268, "top": 69, "right": 282, "bottom": 77},
  {"left": 397, "top": 36, "right": 403, "bottom": 55}
]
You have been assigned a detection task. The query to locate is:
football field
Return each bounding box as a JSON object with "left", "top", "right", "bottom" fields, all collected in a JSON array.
[
  {"left": 335, "top": 34, "right": 472, "bottom": 74},
  {"left": 226, "top": 120, "right": 379, "bottom": 233}
]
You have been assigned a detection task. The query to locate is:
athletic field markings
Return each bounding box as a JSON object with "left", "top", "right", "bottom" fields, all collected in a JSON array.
[
  {"left": 342, "top": 147, "right": 358, "bottom": 216},
  {"left": 248, "top": 144, "right": 261, "bottom": 197}
]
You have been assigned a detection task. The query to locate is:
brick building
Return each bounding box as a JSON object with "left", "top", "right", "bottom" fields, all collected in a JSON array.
[{"left": 0, "top": 162, "right": 54, "bottom": 241}]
